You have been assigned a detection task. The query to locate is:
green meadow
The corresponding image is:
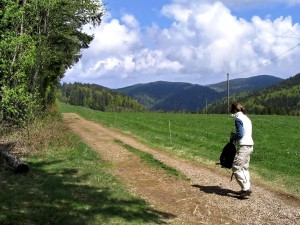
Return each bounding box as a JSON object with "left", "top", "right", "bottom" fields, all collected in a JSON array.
[{"left": 60, "top": 103, "right": 300, "bottom": 196}]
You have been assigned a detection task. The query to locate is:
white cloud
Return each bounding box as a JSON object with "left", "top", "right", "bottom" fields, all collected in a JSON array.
[
  {"left": 91, "top": 19, "right": 141, "bottom": 54},
  {"left": 211, "top": 0, "right": 300, "bottom": 8},
  {"left": 121, "top": 14, "right": 140, "bottom": 28},
  {"left": 63, "top": 0, "right": 300, "bottom": 88},
  {"left": 150, "top": 1, "right": 300, "bottom": 80}
]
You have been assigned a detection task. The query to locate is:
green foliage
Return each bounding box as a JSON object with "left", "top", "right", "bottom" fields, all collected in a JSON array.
[
  {"left": 0, "top": 85, "right": 39, "bottom": 127},
  {"left": 0, "top": 0, "right": 105, "bottom": 127},
  {"left": 58, "top": 83, "right": 145, "bottom": 112},
  {"left": 60, "top": 104, "right": 300, "bottom": 196}
]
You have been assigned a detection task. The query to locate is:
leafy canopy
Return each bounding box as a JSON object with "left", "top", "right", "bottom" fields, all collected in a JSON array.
[{"left": 0, "top": 0, "right": 105, "bottom": 126}]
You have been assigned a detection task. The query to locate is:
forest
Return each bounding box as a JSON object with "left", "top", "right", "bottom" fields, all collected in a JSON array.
[
  {"left": 207, "top": 73, "right": 300, "bottom": 115},
  {"left": 60, "top": 74, "right": 300, "bottom": 115},
  {"left": 58, "top": 83, "right": 145, "bottom": 112},
  {"left": 0, "top": 0, "right": 105, "bottom": 127}
]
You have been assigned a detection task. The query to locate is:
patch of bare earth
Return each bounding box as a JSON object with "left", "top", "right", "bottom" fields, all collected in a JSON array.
[{"left": 63, "top": 113, "right": 300, "bottom": 225}]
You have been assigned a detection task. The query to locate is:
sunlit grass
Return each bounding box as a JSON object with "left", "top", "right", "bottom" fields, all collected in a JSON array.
[
  {"left": 114, "top": 139, "right": 189, "bottom": 180},
  {"left": 60, "top": 103, "right": 300, "bottom": 197},
  {"left": 0, "top": 112, "right": 169, "bottom": 225}
]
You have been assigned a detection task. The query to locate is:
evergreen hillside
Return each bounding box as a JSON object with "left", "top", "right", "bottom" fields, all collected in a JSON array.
[
  {"left": 58, "top": 74, "right": 296, "bottom": 115},
  {"left": 114, "top": 75, "right": 283, "bottom": 112},
  {"left": 208, "top": 75, "right": 283, "bottom": 93},
  {"left": 115, "top": 81, "right": 223, "bottom": 112},
  {"left": 207, "top": 73, "right": 300, "bottom": 115},
  {"left": 58, "top": 83, "right": 145, "bottom": 112}
]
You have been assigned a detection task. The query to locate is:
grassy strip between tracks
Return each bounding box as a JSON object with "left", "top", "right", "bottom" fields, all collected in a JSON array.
[{"left": 114, "top": 139, "right": 189, "bottom": 180}]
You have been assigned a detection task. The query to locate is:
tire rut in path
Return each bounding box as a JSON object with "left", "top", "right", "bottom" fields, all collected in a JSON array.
[{"left": 63, "top": 113, "right": 300, "bottom": 225}]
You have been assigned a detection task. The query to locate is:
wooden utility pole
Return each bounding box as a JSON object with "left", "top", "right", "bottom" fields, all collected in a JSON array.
[{"left": 227, "top": 73, "right": 230, "bottom": 114}]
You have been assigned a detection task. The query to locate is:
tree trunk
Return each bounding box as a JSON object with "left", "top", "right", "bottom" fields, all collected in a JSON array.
[{"left": 0, "top": 141, "right": 29, "bottom": 173}]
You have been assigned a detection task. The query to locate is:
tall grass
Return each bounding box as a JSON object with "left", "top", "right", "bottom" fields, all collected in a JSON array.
[
  {"left": 60, "top": 103, "right": 300, "bottom": 196},
  {"left": 0, "top": 112, "right": 170, "bottom": 225}
]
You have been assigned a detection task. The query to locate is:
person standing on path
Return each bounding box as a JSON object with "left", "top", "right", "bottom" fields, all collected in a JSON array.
[{"left": 230, "top": 103, "right": 254, "bottom": 198}]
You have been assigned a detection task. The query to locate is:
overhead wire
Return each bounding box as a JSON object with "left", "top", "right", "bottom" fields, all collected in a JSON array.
[{"left": 231, "top": 43, "right": 300, "bottom": 75}]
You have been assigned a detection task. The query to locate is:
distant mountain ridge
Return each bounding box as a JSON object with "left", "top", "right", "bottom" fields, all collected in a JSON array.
[
  {"left": 115, "top": 81, "right": 222, "bottom": 111},
  {"left": 207, "top": 73, "right": 300, "bottom": 115},
  {"left": 114, "top": 75, "right": 283, "bottom": 112},
  {"left": 208, "top": 75, "right": 283, "bottom": 93}
]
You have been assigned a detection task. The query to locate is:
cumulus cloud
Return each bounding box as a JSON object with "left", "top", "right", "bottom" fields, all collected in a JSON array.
[
  {"left": 209, "top": 0, "right": 300, "bottom": 8},
  {"left": 153, "top": 1, "right": 300, "bottom": 79},
  {"left": 63, "top": 0, "right": 300, "bottom": 88}
]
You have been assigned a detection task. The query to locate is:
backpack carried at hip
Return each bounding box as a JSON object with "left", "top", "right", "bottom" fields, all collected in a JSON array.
[{"left": 219, "top": 141, "right": 236, "bottom": 169}]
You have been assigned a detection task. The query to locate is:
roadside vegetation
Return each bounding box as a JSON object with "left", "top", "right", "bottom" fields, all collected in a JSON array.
[
  {"left": 0, "top": 112, "right": 166, "bottom": 225},
  {"left": 0, "top": 0, "right": 105, "bottom": 127},
  {"left": 60, "top": 103, "right": 300, "bottom": 197}
]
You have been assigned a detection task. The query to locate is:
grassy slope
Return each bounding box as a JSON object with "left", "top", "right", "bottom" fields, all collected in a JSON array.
[
  {"left": 0, "top": 113, "right": 166, "bottom": 225},
  {"left": 60, "top": 103, "right": 300, "bottom": 197}
]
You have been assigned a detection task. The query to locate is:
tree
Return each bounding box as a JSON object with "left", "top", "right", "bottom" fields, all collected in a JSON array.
[
  {"left": 58, "top": 83, "right": 145, "bottom": 112},
  {"left": 0, "top": 0, "right": 105, "bottom": 126}
]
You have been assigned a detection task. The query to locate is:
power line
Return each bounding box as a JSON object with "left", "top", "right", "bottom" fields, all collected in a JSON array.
[{"left": 231, "top": 43, "right": 300, "bottom": 75}]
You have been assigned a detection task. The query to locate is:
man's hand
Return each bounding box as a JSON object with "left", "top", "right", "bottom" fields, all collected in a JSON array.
[{"left": 230, "top": 132, "right": 236, "bottom": 142}]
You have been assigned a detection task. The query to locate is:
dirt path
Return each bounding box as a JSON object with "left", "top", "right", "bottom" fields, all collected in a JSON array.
[{"left": 63, "top": 113, "right": 300, "bottom": 225}]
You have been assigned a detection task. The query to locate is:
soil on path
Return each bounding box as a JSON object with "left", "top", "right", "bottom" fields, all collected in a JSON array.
[{"left": 63, "top": 113, "right": 300, "bottom": 225}]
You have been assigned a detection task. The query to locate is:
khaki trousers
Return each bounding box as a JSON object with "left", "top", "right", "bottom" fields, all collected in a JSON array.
[{"left": 232, "top": 145, "right": 253, "bottom": 191}]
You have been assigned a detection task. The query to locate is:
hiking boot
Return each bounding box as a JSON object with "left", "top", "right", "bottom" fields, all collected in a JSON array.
[{"left": 238, "top": 189, "right": 252, "bottom": 198}]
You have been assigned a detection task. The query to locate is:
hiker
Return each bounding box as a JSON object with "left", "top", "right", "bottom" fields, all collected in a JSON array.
[{"left": 230, "top": 103, "right": 254, "bottom": 198}]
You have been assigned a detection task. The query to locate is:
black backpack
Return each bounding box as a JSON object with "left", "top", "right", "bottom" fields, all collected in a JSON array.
[{"left": 219, "top": 141, "right": 236, "bottom": 169}]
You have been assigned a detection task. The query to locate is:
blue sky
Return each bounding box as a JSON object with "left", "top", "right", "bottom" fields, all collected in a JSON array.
[{"left": 62, "top": 0, "right": 300, "bottom": 88}]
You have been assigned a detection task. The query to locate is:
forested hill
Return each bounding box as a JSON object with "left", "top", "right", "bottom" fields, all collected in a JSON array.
[
  {"left": 207, "top": 73, "right": 300, "bottom": 115},
  {"left": 58, "top": 83, "right": 145, "bottom": 112},
  {"left": 114, "top": 75, "right": 283, "bottom": 112},
  {"left": 115, "top": 81, "right": 223, "bottom": 112},
  {"left": 208, "top": 75, "right": 283, "bottom": 93},
  {"left": 58, "top": 74, "right": 298, "bottom": 114}
]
